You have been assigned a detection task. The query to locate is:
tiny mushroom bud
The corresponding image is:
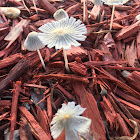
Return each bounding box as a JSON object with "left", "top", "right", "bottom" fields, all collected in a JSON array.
[
  {"left": 136, "top": 14, "right": 140, "bottom": 21},
  {"left": 0, "top": 7, "right": 21, "bottom": 19},
  {"left": 38, "top": 9, "right": 87, "bottom": 72},
  {"left": 121, "top": 70, "right": 131, "bottom": 79},
  {"left": 50, "top": 102, "right": 91, "bottom": 140},
  {"left": 53, "top": 9, "right": 69, "bottom": 21},
  {"left": 101, "top": 0, "right": 129, "bottom": 30},
  {"left": 24, "top": 31, "right": 46, "bottom": 70}
]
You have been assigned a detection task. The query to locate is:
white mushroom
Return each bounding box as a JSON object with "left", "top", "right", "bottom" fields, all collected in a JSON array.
[
  {"left": 50, "top": 102, "right": 91, "bottom": 140},
  {"left": 101, "top": 0, "right": 129, "bottom": 30},
  {"left": 53, "top": 9, "right": 69, "bottom": 21},
  {"left": 24, "top": 31, "right": 46, "bottom": 70},
  {"left": 0, "top": 7, "right": 20, "bottom": 19},
  {"left": 39, "top": 9, "right": 87, "bottom": 72}
]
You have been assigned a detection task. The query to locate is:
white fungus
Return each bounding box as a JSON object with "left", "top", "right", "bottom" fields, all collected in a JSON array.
[
  {"left": 0, "top": 7, "right": 21, "bottom": 19},
  {"left": 24, "top": 31, "right": 46, "bottom": 70},
  {"left": 101, "top": 0, "right": 129, "bottom": 5},
  {"left": 101, "top": 0, "right": 129, "bottom": 30},
  {"left": 53, "top": 9, "right": 69, "bottom": 21},
  {"left": 38, "top": 17, "right": 87, "bottom": 50},
  {"left": 38, "top": 11, "right": 87, "bottom": 71},
  {"left": 50, "top": 102, "right": 91, "bottom": 140}
]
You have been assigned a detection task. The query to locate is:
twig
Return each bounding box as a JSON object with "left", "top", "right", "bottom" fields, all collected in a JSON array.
[{"left": 9, "top": 81, "right": 21, "bottom": 140}]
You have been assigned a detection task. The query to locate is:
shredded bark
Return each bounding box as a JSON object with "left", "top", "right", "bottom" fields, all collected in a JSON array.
[{"left": 0, "top": 0, "right": 140, "bottom": 140}]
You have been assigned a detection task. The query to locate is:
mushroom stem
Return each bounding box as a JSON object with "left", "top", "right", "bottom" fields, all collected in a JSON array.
[
  {"left": 83, "top": 0, "right": 86, "bottom": 22},
  {"left": 32, "top": 0, "right": 38, "bottom": 14},
  {"left": 21, "top": 0, "right": 31, "bottom": 15},
  {"left": 63, "top": 48, "right": 70, "bottom": 72},
  {"left": 109, "top": 5, "right": 115, "bottom": 30},
  {"left": 37, "top": 49, "right": 46, "bottom": 70},
  {"left": 97, "top": 6, "right": 100, "bottom": 21}
]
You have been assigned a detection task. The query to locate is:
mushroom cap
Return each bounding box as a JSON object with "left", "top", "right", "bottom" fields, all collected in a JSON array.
[
  {"left": 38, "top": 17, "right": 87, "bottom": 50},
  {"left": 0, "top": 7, "right": 21, "bottom": 19},
  {"left": 101, "top": 0, "right": 129, "bottom": 5},
  {"left": 24, "top": 32, "right": 45, "bottom": 51},
  {"left": 53, "top": 9, "right": 69, "bottom": 21},
  {"left": 50, "top": 102, "right": 91, "bottom": 140},
  {"left": 91, "top": 0, "right": 102, "bottom": 6}
]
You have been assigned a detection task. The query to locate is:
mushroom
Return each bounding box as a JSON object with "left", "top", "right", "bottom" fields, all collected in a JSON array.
[
  {"left": 53, "top": 9, "right": 68, "bottom": 20},
  {"left": 38, "top": 9, "right": 87, "bottom": 72},
  {"left": 101, "top": 0, "right": 129, "bottom": 30},
  {"left": 0, "top": 7, "right": 20, "bottom": 19},
  {"left": 24, "top": 31, "right": 46, "bottom": 70},
  {"left": 53, "top": 9, "right": 70, "bottom": 72},
  {"left": 50, "top": 102, "right": 91, "bottom": 140}
]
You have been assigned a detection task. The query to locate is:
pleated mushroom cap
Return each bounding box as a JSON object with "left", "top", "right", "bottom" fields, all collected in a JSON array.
[
  {"left": 38, "top": 17, "right": 87, "bottom": 50},
  {"left": 50, "top": 102, "right": 91, "bottom": 140}
]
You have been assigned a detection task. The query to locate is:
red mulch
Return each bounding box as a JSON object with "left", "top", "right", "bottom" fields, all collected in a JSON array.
[{"left": 0, "top": 0, "right": 140, "bottom": 140}]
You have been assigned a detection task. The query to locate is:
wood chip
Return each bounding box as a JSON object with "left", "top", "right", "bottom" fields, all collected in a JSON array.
[
  {"left": 0, "top": 53, "right": 24, "bottom": 69},
  {"left": 73, "top": 82, "right": 106, "bottom": 140},
  {"left": 19, "top": 106, "right": 51, "bottom": 140},
  {"left": 4, "top": 19, "right": 30, "bottom": 41},
  {"left": 9, "top": 81, "right": 21, "bottom": 140},
  {"left": 115, "top": 20, "right": 140, "bottom": 40},
  {"left": 0, "top": 59, "right": 29, "bottom": 94},
  {"left": 34, "top": 74, "right": 89, "bottom": 84}
]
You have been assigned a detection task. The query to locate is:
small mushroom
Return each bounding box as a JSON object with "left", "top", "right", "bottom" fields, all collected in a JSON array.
[
  {"left": 101, "top": 0, "right": 129, "bottom": 30},
  {"left": 50, "top": 102, "right": 91, "bottom": 140},
  {"left": 0, "top": 7, "right": 20, "bottom": 19},
  {"left": 53, "top": 9, "right": 70, "bottom": 72},
  {"left": 24, "top": 31, "right": 46, "bottom": 70},
  {"left": 39, "top": 9, "right": 87, "bottom": 72},
  {"left": 53, "top": 9, "right": 69, "bottom": 21}
]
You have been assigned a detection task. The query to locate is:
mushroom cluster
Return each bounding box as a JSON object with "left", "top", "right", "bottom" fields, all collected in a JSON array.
[{"left": 24, "top": 9, "right": 87, "bottom": 71}]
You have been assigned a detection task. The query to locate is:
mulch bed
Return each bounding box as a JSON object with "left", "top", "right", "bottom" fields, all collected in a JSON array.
[{"left": 0, "top": 0, "right": 140, "bottom": 140}]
